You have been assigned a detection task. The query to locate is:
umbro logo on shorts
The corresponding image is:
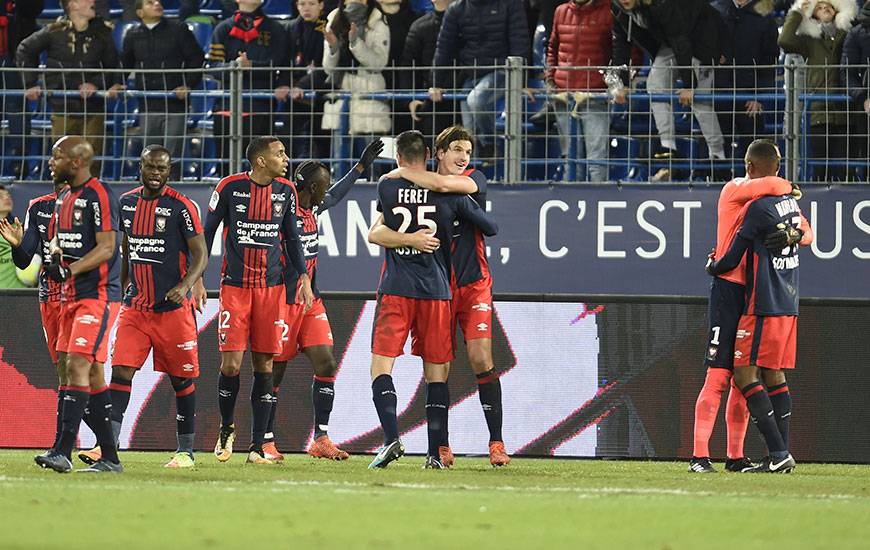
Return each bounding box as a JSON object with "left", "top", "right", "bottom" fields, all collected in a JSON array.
[
  {"left": 76, "top": 314, "right": 99, "bottom": 325},
  {"left": 476, "top": 323, "right": 488, "bottom": 332},
  {"left": 75, "top": 337, "right": 88, "bottom": 347},
  {"left": 736, "top": 329, "right": 751, "bottom": 339},
  {"left": 472, "top": 303, "right": 492, "bottom": 312}
]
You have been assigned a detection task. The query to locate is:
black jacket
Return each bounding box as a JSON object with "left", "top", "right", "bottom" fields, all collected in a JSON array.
[
  {"left": 16, "top": 17, "right": 122, "bottom": 112},
  {"left": 382, "top": 0, "right": 420, "bottom": 89},
  {"left": 1, "top": 0, "right": 43, "bottom": 60},
  {"left": 433, "top": 0, "right": 530, "bottom": 88},
  {"left": 841, "top": 3, "right": 870, "bottom": 105},
  {"left": 283, "top": 15, "right": 328, "bottom": 91},
  {"left": 400, "top": 9, "right": 443, "bottom": 91},
  {"left": 711, "top": 0, "right": 779, "bottom": 93},
  {"left": 121, "top": 18, "right": 204, "bottom": 112},
  {"left": 611, "top": 0, "right": 723, "bottom": 88},
  {"left": 207, "top": 9, "right": 289, "bottom": 109}
]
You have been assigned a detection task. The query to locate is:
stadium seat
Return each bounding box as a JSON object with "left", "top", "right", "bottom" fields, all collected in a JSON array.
[
  {"left": 187, "top": 21, "right": 214, "bottom": 54},
  {"left": 531, "top": 25, "right": 547, "bottom": 68},
  {"left": 112, "top": 21, "right": 138, "bottom": 52},
  {"left": 40, "top": 0, "right": 64, "bottom": 18},
  {"left": 261, "top": 0, "right": 294, "bottom": 18}
]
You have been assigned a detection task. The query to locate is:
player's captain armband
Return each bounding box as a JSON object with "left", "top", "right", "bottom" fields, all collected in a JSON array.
[{"left": 209, "top": 190, "right": 220, "bottom": 211}]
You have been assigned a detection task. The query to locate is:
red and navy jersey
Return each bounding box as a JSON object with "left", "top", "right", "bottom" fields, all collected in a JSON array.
[
  {"left": 376, "top": 176, "right": 498, "bottom": 300},
  {"left": 452, "top": 168, "right": 491, "bottom": 288},
  {"left": 204, "top": 172, "right": 306, "bottom": 289},
  {"left": 119, "top": 186, "right": 203, "bottom": 313},
  {"left": 16, "top": 193, "right": 62, "bottom": 303},
  {"left": 54, "top": 178, "right": 121, "bottom": 302},
  {"left": 284, "top": 167, "right": 359, "bottom": 303},
  {"left": 739, "top": 195, "right": 803, "bottom": 316}
]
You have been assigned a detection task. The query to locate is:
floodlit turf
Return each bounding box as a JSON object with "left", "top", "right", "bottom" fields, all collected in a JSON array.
[{"left": 1, "top": 450, "right": 869, "bottom": 549}]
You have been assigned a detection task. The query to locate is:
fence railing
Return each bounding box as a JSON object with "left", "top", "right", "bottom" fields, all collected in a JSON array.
[{"left": 1, "top": 60, "right": 868, "bottom": 184}]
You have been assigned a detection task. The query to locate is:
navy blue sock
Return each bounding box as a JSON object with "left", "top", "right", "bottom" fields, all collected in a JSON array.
[
  {"left": 218, "top": 372, "right": 240, "bottom": 429},
  {"left": 425, "top": 382, "right": 449, "bottom": 457},
  {"left": 109, "top": 376, "right": 132, "bottom": 446},
  {"left": 57, "top": 386, "right": 89, "bottom": 459},
  {"left": 371, "top": 374, "right": 398, "bottom": 444},
  {"left": 88, "top": 387, "right": 119, "bottom": 463},
  {"left": 477, "top": 371, "right": 503, "bottom": 443},
  {"left": 741, "top": 382, "right": 787, "bottom": 456},
  {"left": 53, "top": 386, "right": 67, "bottom": 448},
  {"left": 172, "top": 378, "right": 196, "bottom": 455},
  {"left": 265, "top": 386, "right": 279, "bottom": 441},
  {"left": 250, "top": 372, "right": 273, "bottom": 450},
  {"left": 768, "top": 383, "right": 792, "bottom": 449},
  {"left": 312, "top": 376, "right": 335, "bottom": 439}
]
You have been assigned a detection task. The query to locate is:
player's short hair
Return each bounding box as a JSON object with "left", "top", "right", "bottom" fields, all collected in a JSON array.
[
  {"left": 246, "top": 136, "right": 282, "bottom": 165},
  {"left": 746, "top": 139, "right": 780, "bottom": 165},
  {"left": 395, "top": 130, "right": 427, "bottom": 163},
  {"left": 294, "top": 160, "right": 330, "bottom": 192},
  {"left": 141, "top": 144, "right": 171, "bottom": 161},
  {"left": 434, "top": 125, "right": 474, "bottom": 153}
]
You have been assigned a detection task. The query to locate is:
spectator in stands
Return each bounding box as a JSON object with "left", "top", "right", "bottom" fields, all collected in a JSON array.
[
  {"left": 779, "top": 0, "right": 857, "bottom": 182},
  {"left": 712, "top": 0, "right": 780, "bottom": 168},
  {"left": 530, "top": 0, "right": 566, "bottom": 43},
  {"left": 17, "top": 0, "right": 124, "bottom": 176},
  {"left": 401, "top": 0, "right": 458, "bottom": 138},
  {"left": 323, "top": 0, "right": 391, "bottom": 135},
  {"left": 122, "top": 0, "right": 204, "bottom": 180},
  {"left": 431, "top": 0, "right": 529, "bottom": 161},
  {"left": 841, "top": 0, "right": 870, "bottom": 181},
  {"left": 207, "top": 0, "right": 289, "bottom": 165},
  {"left": 546, "top": 0, "right": 612, "bottom": 182},
  {"left": 0, "top": 185, "right": 27, "bottom": 289},
  {"left": 611, "top": 0, "right": 727, "bottom": 181},
  {"left": 95, "top": 0, "right": 110, "bottom": 18},
  {"left": 377, "top": 0, "right": 419, "bottom": 133},
  {"left": 275, "top": 0, "right": 331, "bottom": 159},
  {"left": 0, "top": 1, "right": 43, "bottom": 179},
  {"left": 180, "top": 0, "right": 239, "bottom": 20}
]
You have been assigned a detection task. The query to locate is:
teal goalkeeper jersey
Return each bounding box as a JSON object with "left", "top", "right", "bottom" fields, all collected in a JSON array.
[{"left": 0, "top": 235, "right": 28, "bottom": 289}]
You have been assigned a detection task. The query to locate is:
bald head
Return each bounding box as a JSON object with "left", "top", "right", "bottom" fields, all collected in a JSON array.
[
  {"left": 50, "top": 135, "right": 94, "bottom": 186},
  {"left": 54, "top": 135, "right": 95, "bottom": 165}
]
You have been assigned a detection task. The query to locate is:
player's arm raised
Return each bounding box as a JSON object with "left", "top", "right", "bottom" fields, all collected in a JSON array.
[
  {"left": 386, "top": 166, "right": 477, "bottom": 194},
  {"left": 321, "top": 139, "right": 384, "bottom": 211},
  {"left": 367, "top": 213, "right": 440, "bottom": 253},
  {"left": 454, "top": 195, "right": 498, "bottom": 237}
]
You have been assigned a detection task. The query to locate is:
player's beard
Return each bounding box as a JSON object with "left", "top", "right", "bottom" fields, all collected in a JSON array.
[{"left": 52, "top": 169, "right": 73, "bottom": 187}]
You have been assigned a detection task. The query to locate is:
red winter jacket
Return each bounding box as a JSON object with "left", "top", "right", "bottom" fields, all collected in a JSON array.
[{"left": 546, "top": 0, "right": 612, "bottom": 91}]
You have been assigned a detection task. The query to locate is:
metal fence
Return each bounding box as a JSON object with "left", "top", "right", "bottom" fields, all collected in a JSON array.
[{"left": 1, "top": 59, "right": 868, "bottom": 184}]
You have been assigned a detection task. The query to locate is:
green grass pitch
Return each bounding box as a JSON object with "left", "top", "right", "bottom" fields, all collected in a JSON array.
[{"left": 1, "top": 450, "right": 869, "bottom": 549}]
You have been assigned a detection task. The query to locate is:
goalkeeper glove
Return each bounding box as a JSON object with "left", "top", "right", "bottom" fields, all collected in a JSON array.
[{"left": 45, "top": 261, "right": 72, "bottom": 283}]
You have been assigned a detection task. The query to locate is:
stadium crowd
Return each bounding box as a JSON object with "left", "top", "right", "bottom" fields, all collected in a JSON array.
[{"left": 1, "top": 0, "right": 869, "bottom": 182}]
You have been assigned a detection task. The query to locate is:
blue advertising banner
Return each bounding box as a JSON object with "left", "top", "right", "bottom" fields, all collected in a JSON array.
[{"left": 8, "top": 183, "right": 870, "bottom": 298}]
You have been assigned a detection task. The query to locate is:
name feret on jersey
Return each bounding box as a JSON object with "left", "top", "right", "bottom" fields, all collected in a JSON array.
[
  {"left": 54, "top": 178, "right": 121, "bottom": 302},
  {"left": 452, "top": 168, "right": 490, "bottom": 287},
  {"left": 377, "top": 176, "right": 498, "bottom": 300},
  {"left": 119, "top": 186, "right": 203, "bottom": 312},
  {"left": 740, "top": 195, "right": 803, "bottom": 316},
  {"left": 24, "top": 193, "right": 62, "bottom": 303},
  {"left": 206, "top": 173, "right": 303, "bottom": 288}
]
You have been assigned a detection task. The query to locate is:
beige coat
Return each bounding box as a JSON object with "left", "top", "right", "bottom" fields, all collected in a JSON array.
[{"left": 323, "top": 7, "right": 391, "bottom": 134}]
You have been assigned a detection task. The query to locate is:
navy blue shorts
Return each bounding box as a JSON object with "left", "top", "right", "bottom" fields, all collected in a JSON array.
[{"left": 704, "top": 277, "right": 746, "bottom": 370}]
